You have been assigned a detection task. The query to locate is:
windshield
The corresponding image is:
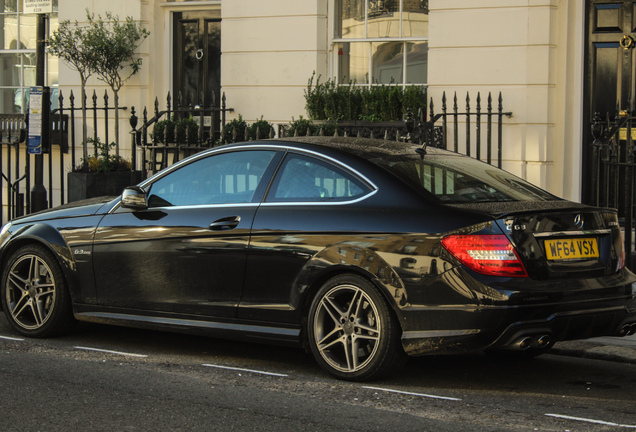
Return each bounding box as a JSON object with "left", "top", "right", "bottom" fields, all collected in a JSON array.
[{"left": 371, "top": 152, "right": 557, "bottom": 203}]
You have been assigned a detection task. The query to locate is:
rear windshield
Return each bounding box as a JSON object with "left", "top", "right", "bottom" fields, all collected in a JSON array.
[{"left": 371, "top": 152, "right": 557, "bottom": 203}]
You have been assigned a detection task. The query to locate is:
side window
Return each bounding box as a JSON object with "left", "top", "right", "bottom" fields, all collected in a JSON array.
[
  {"left": 146, "top": 150, "right": 276, "bottom": 207},
  {"left": 267, "top": 153, "right": 371, "bottom": 203}
]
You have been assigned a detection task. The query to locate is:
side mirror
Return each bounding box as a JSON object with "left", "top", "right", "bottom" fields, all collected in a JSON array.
[{"left": 121, "top": 186, "right": 148, "bottom": 210}]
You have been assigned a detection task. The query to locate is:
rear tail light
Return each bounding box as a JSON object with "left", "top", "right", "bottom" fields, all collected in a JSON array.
[{"left": 441, "top": 234, "right": 528, "bottom": 277}]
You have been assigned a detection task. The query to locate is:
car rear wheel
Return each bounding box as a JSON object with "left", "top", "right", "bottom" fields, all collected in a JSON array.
[
  {"left": 307, "top": 274, "right": 406, "bottom": 381},
  {"left": 1, "top": 244, "right": 75, "bottom": 337}
]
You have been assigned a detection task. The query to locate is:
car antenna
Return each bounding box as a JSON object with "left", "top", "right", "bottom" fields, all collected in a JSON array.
[{"left": 415, "top": 144, "right": 427, "bottom": 159}]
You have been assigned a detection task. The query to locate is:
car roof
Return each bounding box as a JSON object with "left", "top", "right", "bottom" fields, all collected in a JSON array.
[{"left": 269, "top": 136, "right": 454, "bottom": 159}]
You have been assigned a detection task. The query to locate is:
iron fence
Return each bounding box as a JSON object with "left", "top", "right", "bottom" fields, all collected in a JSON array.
[
  {"left": 0, "top": 90, "right": 232, "bottom": 225},
  {"left": 590, "top": 111, "right": 636, "bottom": 261},
  {"left": 0, "top": 114, "right": 28, "bottom": 223},
  {"left": 131, "top": 91, "right": 233, "bottom": 176},
  {"left": 279, "top": 91, "right": 512, "bottom": 168},
  {"left": 1, "top": 90, "right": 510, "bottom": 226}
]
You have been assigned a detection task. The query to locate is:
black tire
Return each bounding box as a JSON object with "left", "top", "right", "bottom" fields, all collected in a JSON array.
[
  {"left": 1, "top": 244, "right": 75, "bottom": 338},
  {"left": 307, "top": 274, "right": 407, "bottom": 381}
]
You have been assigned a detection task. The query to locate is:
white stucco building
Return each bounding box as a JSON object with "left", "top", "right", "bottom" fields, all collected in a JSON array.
[{"left": 1, "top": 0, "right": 628, "bottom": 209}]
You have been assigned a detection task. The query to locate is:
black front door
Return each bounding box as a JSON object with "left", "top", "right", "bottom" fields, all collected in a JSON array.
[
  {"left": 173, "top": 11, "right": 221, "bottom": 106},
  {"left": 583, "top": 1, "right": 636, "bottom": 203}
]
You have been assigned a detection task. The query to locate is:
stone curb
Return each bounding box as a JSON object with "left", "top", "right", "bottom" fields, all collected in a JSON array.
[{"left": 552, "top": 337, "right": 636, "bottom": 364}]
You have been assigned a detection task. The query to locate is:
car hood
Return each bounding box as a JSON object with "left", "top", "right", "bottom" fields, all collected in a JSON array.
[{"left": 9, "top": 196, "right": 118, "bottom": 224}]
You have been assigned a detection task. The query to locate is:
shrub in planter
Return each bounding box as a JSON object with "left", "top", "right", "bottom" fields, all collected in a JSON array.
[
  {"left": 248, "top": 117, "right": 275, "bottom": 140},
  {"left": 68, "top": 137, "right": 141, "bottom": 202},
  {"left": 304, "top": 71, "right": 427, "bottom": 122},
  {"left": 176, "top": 116, "right": 199, "bottom": 144},
  {"left": 223, "top": 115, "right": 249, "bottom": 143},
  {"left": 152, "top": 118, "right": 175, "bottom": 144},
  {"left": 287, "top": 116, "right": 319, "bottom": 137}
]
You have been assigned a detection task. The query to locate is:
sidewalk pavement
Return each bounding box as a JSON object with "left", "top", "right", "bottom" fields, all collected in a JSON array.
[{"left": 552, "top": 334, "right": 636, "bottom": 364}]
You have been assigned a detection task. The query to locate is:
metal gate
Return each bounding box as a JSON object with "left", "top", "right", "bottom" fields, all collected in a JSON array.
[{"left": 590, "top": 110, "right": 636, "bottom": 266}]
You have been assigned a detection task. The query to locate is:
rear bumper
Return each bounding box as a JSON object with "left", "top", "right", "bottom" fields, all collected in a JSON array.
[{"left": 398, "top": 267, "right": 636, "bottom": 356}]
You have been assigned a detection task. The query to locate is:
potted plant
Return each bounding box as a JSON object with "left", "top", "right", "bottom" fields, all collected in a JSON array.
[{"left": 67, "top": 137, "right": 143, "bottom": 202}]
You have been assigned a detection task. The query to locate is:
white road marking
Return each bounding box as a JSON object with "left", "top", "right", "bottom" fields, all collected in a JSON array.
[
  {"left": 74, "top": 346, "right": 148, "bottom": 358},
  {"left": 363, "top": 386, "right": 461, "bottom": 401},
  {"left": 546, "top": 414, "right": 636, "bottom": 428},
  {"left": 0, "top": 335, "right": 24, "bottom": 341},
  {"left": 202, "top": 364, "right": 288, "bottom": 377}
]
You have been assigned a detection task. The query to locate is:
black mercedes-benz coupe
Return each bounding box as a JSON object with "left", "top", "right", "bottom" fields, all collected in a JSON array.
[{"left": 1, "top": 137, "right": 635, "bottom": 380}]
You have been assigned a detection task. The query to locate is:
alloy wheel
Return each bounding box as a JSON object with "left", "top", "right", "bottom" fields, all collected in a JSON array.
[
  {"left": 5, "top": 253, "right": 57, "bottom": 331},
  {"left": 312, "top": 283, "right": 381, "bottom": 373}
]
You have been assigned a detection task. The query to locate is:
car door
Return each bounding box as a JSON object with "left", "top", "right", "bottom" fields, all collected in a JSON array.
[
  {"left": 92, "top": 149, "right": 280, "bottom": 318},
  {"left": 239, "top": 151, "right": 376, "bottom": 324}
]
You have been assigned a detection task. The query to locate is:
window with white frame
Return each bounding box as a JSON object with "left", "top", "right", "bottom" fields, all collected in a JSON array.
[
  {"left": 334, "top": 0, "right": 428, "bottom": 86},
  {"left": 0, "top": 0, "right": 58, "bottom": 114}
]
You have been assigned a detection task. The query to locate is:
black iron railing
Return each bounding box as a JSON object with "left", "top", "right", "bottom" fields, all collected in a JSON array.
[
  {"left": 279, "top": 91, "right": 512, "bottom": 168},
  {"left": 590, "top": 110, "right": 636, "bottom": 260}
]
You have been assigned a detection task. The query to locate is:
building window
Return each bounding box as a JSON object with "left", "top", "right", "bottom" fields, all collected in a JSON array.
[
  {"left": 0, "top": 0, "right": 58, "bottom": 113},
  {"left": 334, "top": 0, "right": 428, "bottom": 86}
]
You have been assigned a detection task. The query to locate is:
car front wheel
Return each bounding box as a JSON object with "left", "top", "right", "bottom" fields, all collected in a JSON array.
[
  {"left": 307, "top": 274, "right": 406, "bottom": 381},
  {"left": 1, "top": 244, "right": 75, "bottom": 337}
]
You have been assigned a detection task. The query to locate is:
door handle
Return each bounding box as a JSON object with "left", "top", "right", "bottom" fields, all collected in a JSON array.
[{"left": 209, "top": 216, "right": 241, "bottom": 231}]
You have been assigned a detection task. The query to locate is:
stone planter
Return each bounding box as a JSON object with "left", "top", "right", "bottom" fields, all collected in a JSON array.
[{"left": 67, "top": 171, "right": 144, "bottom": 202}]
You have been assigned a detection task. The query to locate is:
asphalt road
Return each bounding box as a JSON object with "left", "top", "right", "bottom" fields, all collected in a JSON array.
[{"left": 1, "top": 315, "right": 635, "bottom": 431}]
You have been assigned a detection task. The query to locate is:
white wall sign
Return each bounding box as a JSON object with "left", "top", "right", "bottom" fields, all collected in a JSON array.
[{"left": 23, "top": 0, "right": 52, "bottom": 14}]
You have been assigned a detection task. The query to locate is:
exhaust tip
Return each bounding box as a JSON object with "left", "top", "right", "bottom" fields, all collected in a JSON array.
[
  {"left": 619, "top": 324, "right": 635, "bottom": 337},
  {"left": 516, "top": 337, "right": 533, "bottom": 350},
  {"left": 537, "top": 335, "right": 551, "bottom": 347}
]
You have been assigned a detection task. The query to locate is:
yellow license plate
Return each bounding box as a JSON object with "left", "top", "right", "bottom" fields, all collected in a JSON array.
[{"left": 544, "top": 238, "right": 599, "bottom": 260}]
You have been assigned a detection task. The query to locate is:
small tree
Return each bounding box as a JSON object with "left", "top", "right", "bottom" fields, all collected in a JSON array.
[
  {"left": 48, "top": 11, "right": 101, "bottom": 162},
  {"left": 48, "top": 10, "right": 149, "bottom": 160},
  {"left": 90, "top": 12, "right": 149, "bottom": 153}
]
